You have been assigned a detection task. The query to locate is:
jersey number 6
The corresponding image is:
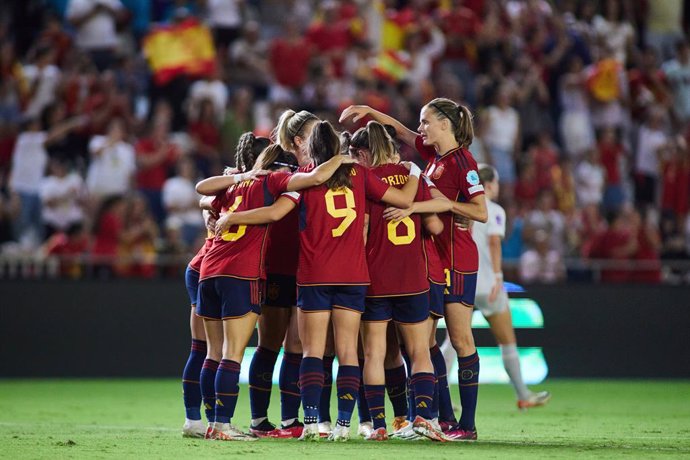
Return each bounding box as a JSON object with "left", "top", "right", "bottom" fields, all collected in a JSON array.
[
  {"left": 325, "top": 188, "right": 356, "bottom": 237},
  {"left": 387, "top": 217, "right": 415, "bottom": 245},
  {"left": 221, "top": 196, "right": 247, "bottom": 241}
]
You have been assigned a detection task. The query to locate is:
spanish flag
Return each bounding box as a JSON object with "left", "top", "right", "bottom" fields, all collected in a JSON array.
[{"left": 143, "top": 18, "right": 216, "bottom": 85}]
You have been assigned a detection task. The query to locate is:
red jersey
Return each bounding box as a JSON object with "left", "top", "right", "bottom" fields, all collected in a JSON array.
[
  {"left": 265, "top": 205, "right": 299, "bottom": 276},
  {"left": 297, "top": 163, "right": 389, "bottom": 286},
  {"left": 366, "top": 164, "right": 431, "bottom": 297},
  {"left": 188, "top": 235, "right": 213, "bottom": 273},
  {"left": 200, "top": 172, "right": 297, "bottom": 281},
  {"left": 416, "top": 136, "right": 484, "bottom": 273},
  {"left": 423, "top": 233, "right": 446, "bottom": 285}
]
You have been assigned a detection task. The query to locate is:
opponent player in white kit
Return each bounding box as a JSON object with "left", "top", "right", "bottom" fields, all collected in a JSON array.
[{"left": 441, "top": 164, "right": 551, "bottom": 410}]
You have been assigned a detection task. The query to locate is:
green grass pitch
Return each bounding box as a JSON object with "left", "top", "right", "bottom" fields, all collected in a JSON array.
[{"left": 1, "top": 380, "right": 689, "bottom": 459}]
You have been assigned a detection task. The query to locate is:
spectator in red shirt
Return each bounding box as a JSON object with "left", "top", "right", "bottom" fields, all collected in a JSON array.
[
  {"left": 305, "top": 3, "right": 352, "bottom": 79},
  {"left": 594, "top": 207, "right": 638, "bottom": 283},
  {"left": 514, "top": 160, "right": 540, "bottom": 209},
  {"left": 598, "top": 126, "right": 627, "bottom": 212},
  {"left": 91, "top": 195, "right": 126, "bottom": 279},
  {"left": 43, "top": 223, "right": 90, "bottom": 279},
  {"left": 660, "top": 136, "right": 690, "bottom": 231},
  {"left": 528, "top": 131, "right": 559, "bottom": 190},
  {"left": 135, "top": 118, "right": 179, "bottom": 225},
  {"left": 117, "top": 194, "right": 159, "bottom": 279},
  {"left": 188, "top": 98, "right": 220, "bottom": 177},
  {"left": 631, "top": 208, "right": 662, "bottom": 283},
  {"left": 269, "top": 22, "right": 313, "bottom": 104}
]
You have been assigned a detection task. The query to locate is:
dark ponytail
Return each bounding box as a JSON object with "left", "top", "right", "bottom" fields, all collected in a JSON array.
[
  {"left": 309, "top": 121, "right": 352, "bottom": 190},
  {"left": 235, "top": 132, "right": 270, "bottom": 172}
]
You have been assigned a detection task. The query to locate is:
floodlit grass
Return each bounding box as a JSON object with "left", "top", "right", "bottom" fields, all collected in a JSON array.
[{"left": 1, "top": 380, "right": 689, "bottom": 459}]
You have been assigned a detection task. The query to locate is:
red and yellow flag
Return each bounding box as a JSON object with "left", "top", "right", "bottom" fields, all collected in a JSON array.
[{"left": 143, "top": 18, "right": 216, "bottom": 85}]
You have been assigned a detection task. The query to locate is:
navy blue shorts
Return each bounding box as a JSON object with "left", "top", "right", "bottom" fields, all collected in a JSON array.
[
  {"left": 297, "top": 285, "right": 367, "bottom": 313},
  {"left": 265, "top": 273, "right": 297, "bottom": 308},
  {"left": 363, "top": 292, "right": 429, "bottom": 324},
  {"left": 428, "top": 282, "right": 445, "bottom": 318},
  {"left": 196, "top": 277, "right": 262, "bottom": 320},
  {"left": 185, "top": 266, "right": 200, "bottom": 306},
  {"left": 444, "top": 271, "right": 477, "bottom": 308}
]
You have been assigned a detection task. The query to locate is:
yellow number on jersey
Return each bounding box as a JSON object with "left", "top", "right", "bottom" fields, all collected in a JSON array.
[
  {"left": 444, "top": 268, "right": 451, "bottom": 295},
  {"left": 325, "top": 188, "right": 357, "bottom": 237},
  {"left": 221, "top": 196, "right": 247, "bottom": 241},
  {"left": 387, "top": 217, "right": 415, "bottom": 245}
]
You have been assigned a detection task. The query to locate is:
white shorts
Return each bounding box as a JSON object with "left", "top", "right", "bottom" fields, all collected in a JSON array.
[{"left": 474, "top": 289, "right": 509, "bottom": 317}]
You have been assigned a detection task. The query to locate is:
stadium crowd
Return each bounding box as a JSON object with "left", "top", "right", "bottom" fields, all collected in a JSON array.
[{"left": 0, "top": 0, "right": 689, "bottom": 283}]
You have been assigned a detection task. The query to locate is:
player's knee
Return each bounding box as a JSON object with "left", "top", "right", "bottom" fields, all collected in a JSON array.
[{"left": 450, "top": 333, "right": 475, "bottom": 354}]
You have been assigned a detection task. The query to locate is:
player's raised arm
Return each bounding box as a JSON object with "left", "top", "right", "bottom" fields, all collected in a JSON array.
[
  {"left": 285, "top": 154, "right": 357, "bottom": 191},
  {"left": 215, "top": 195, "right": 297, "bottom": 235},
  {"left": 195, "top": 169, "right": 269, "bottom": 196},
  {"left": 339, "top": 105, "right": 418, "bottom": 148}
]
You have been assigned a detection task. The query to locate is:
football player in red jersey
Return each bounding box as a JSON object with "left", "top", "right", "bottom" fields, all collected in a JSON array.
[
  {"left": 340, "top": 98, "right": 488, "bottom": 441},
  {"left": 194, "top": 143, "right": 356, "bottom": 441},
  {"left": 182, "top": 134, "right": 271, "bottom": 439},
  {"left": 214, "top": 121, "right": 422, "bottom": 441},
  {"left": 347, "top": 121, "right": 454, "bottom": 442},
  {"left": 244, "top": 109, "right": 322, "bottom": 438}
]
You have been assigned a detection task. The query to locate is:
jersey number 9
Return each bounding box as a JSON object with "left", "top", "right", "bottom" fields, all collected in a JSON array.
[{"left": 325, "top": 188, "right": 357, "bottom": 237}]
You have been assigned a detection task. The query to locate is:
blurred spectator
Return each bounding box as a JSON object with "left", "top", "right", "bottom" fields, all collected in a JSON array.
[
  {"left": 42, "top": 103, "right": 88, "bottom": 168},
  {"left": 8, "top": 117, "right": 48, "bottom": 248},
  {"left": 551, "top": 157, "right": 577, "bottom": 215},
  {"left": 519, "top": 229, "right": 565, "bottom": 284},
  {"left": 645, "top": 0, "right": 684, "bottom": 61},
  {"left": 524, "top": 190, "right": 565, "bottom": 253},
  {"left": 269, "top": 22, "right": 313, "bottom": 103},
  {"left": 558, "top": 55, "right": 594, "bottom": 157},
  {"left": 207, "top": 0, "right": 245, "bottom": 53},
  {"left": 86, "top": 118, "right": 136, "bottom": 201},
  {"left": 578, "top": 203, "right": 607, "bottom": 258},
  {"left": 586, "top": 48, "right": 629, "bottom": 132},
  {"left": 0, "top": 172, "right": 20, "bottom": 245},
  {"left": 528, "top": 131, "right": 559, "bottom": 190},
  {"left": 660, "top": 136, "right": 690, "bottom": 231},
  {"left": 66, "top": 0, "right": 127, "bottom": 71},
  {"left": 634, "top": 106, "right": 669, "bottom": 208},
  {"left": 510, "top": 54, "right": 551, "bottom": 147},
  {"left": 662, "top": 40, "right": 690, "bottom": 127},
  {"left": 403, "top": 17, "right": 446, "bottom": 104},
  {"left": 0, "top": 42, "right": 28, "bottom": 121},
  {"left": 221, "top": 87, "right": 254, "bottom": 160},
  {"left": 628, "top": 47, "right": 671, "bottom": 123},
  {"left": 593, "top": 207, "right": 638, "bottom": 283},
  {"left": 39, "top": 157, "right": 86, "bottom": 238},
  {"left": 91, "top": 195, "right": 126, "bottom": 278},
  {"left": 162, "top": 156, "right": 203, "bottom": 248},
  {"left": 592, "top": 0, "right": 635, "bottom": 65},
  {"left": 229, "top": 21, "right": 269, "bottom": 96},
  {"left": 482, "top": 85, "right": 520, "bottom": 196},
  {"left": 631, "top": 208, "right": 662, "bottom": 283},
  {"left": 575, "top": 147, "right": 605, "bottom": 207},
  {"left": 187, "top": 98, "right": 221, "bottom": 176},
  {"left": 117, "top": 194, "right": 158, "bottom": 278},
  {"left": 43, "top": 223, "right": 90, "bottom": 278},
  {"left": 35, "top": 13, "right": 72, "bottom": 66},
  {"left": 514, "top": 160, "right": 539, "bottom": 210},
  {"left": 135, "top": 118, "right": 179, "bottom": 224},
  {"left": 305, "top": 1, "right": 353, "bottom": 80},
  {"left": 187, "top": 64, "right": 228, "bottom": 124},
  {"left": 598, "top": 126, "right": 627, "bottom": 212},
  {"left": 22, "top": 46, "right": 61, "bottom": 119}
]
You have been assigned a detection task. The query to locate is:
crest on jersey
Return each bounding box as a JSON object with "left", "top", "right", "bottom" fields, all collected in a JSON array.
[
  {"left": 432, "top": 164, "right": 445, "bottom": 180},
  {"left": 466, "top": 170, "right": 480, "bottom": 186}
]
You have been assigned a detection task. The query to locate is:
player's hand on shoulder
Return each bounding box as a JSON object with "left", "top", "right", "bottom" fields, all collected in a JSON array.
[
  {"left": 223, "top": 166, "right": 239, "bottom": 176},
  {"left": 248, "top": 169, "right": 270, "bottom": 179}
]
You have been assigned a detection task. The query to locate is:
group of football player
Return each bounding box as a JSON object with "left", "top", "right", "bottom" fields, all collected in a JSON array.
[{"left": 179, "top": 98, "right": 549, "bottom": 443}]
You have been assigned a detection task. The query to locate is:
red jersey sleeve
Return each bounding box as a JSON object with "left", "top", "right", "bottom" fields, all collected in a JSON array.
[
  {"left": 211, "top": 189, "right": 229, "bottom": 212},
  {"left": 415, "top": 135, "right": 437, "bottom": 161},
  {"left": 266, "top": 171, "right": 292, "bottom": 196},
  {"left": 363, "top": 167, "right": 390, "bottom": 202},
  {"left": 459, "top": 153, "right": 485, "bottom": 201}
]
